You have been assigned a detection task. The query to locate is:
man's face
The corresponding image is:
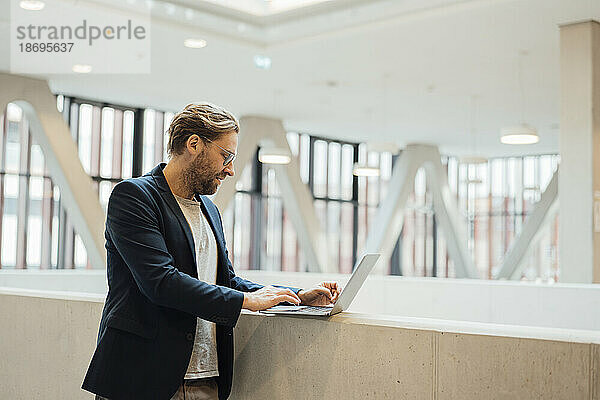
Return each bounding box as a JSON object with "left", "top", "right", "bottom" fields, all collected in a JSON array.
[{"left": 183, "top": 131, "right": 237, "bottom": 195}]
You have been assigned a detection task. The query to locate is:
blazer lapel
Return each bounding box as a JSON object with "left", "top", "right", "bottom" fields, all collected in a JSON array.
[
  {"left": 151, "top": 164, "right": 197, "bottom": 276},
  {"left": 197, "top": 194, "right": 230, "bottom": 284}
]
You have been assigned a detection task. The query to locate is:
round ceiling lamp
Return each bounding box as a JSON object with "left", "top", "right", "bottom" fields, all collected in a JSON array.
[
  {"left": 352, "top": 163, "right": 380, "bottom": 177},
  {"left": 258, "top": 147, "right": 291, "bottom": 164},
  {"left": 500, "top": 125, "right": 539, "bottom": 145},
  {"left": 501, "top": 51, "right": 540, "bottom": 145}
]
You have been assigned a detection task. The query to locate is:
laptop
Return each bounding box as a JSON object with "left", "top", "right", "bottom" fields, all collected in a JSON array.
[{"left": 260, "top": 253, "right": 380, "bottom": 317}]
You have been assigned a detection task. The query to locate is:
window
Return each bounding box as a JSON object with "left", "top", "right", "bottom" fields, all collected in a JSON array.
[{"left": 0, "top": 98, "right": 148, "bottom": 268}]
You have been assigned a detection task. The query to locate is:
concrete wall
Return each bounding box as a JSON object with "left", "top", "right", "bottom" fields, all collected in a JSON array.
[
  {"left": 1, "top": 288, "right": 599, "bottom": 399},
  {"left": 0, "top": 290, "right": 103, "bottom": 399},
  {"left": 3, "top": 269, "right": 600, "bottom": 331},
  {"left": 233, "top": 313, "right": 599, "bottom": 400}
]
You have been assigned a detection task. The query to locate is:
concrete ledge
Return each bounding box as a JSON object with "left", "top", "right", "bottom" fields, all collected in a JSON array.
[
  {"left": 0, "top": 286, "right": 105, "bottom": 303},
  {"left": 3, "top": 269, "right": 600, "bottom": 332},
  {"left": 1, "top": 289, "right": 599, "bottom": 399},
  {"left": 0, "top": 270, "right": 108, "bottom": 294},
  {"left": 3, "top": 287, "right": 599, "bottom": 345}
]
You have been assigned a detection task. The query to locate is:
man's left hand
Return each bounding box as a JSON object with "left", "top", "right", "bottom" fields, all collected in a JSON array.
[{"left": 297, "top": 281, "right": 341, "bottom": 306}]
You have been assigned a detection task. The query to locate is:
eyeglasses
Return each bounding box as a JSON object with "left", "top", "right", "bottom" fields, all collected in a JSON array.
[{"left": 203, "top": 137, "right": 236, "bottom": 166}]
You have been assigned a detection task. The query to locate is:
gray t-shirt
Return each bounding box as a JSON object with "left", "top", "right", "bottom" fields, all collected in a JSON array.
[{"left": 174, "top": 194, "right": 219, "bottom": 379}]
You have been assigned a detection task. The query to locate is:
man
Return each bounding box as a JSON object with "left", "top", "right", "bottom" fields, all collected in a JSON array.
[{"left": 82, "top": 103, "right": 340, "bottom": 400}]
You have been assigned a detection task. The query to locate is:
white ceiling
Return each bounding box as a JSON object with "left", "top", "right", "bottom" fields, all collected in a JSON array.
[{"left": 1, "top": 0, "right": 599, "bottom": 156}]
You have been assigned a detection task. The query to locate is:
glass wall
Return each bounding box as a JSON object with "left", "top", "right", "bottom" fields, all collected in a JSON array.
[
  {"left": 0, "top": 103, "right": 60, "bottom": 269},
  {"left": 0, "top": 99, "right": 559, "bottom": 281},
  {"left": 403, "top": 155, "right": 560, "bottom": 281}
]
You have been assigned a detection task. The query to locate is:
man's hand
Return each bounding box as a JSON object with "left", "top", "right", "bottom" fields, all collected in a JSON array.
[
  {"left": 242, "top": 286, "right": 301, "bottom": 312},
  {"left": 298, "top": 281, "right": 341, "bottom": 306}
]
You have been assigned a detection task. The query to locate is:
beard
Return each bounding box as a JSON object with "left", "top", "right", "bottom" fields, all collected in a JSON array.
[{"left": 182, "top": 150, "right": 225, "bottom": 195}]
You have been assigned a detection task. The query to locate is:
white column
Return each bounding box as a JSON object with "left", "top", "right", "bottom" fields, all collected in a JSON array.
[{"left": 559, "top": 20, "right": 600, "bottom": 283}]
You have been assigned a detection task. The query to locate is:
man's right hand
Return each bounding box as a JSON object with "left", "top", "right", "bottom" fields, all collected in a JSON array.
[{"left": 242, "top": 286, "right": 301, "bottom": 312}]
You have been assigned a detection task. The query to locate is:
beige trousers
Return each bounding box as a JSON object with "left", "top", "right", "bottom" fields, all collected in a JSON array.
[
  {"left": 171, "top": 378, "right": 219, "bottom": 400},
  {"left": 95, "top": 378, "right": 218, "bottom": 400}
]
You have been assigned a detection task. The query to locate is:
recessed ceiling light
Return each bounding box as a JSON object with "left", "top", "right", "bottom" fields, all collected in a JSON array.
[
  {"left": 353, "top": 164, "right": 380, "bottom": 177},
  {"left": 184, "top": 38, "right": 207, "bottom": 48},
  {"left": 20, "top": 0, "right": 45, "bottom": 10},
  {"left": 164, "top": 2, "right": 176, "bottom": 14},
  {"left": 72, "top": 64, "right": 92, "bottom": 73},
  {"left": 500, "top": 125, "right": 539, "bottom": 145},
  {"left": 254, "top": 55, "right": 271, "bottom": 70}
]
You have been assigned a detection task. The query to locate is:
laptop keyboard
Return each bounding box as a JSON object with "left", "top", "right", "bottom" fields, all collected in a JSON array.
[
  {"left": 261, "top": 305, "right": 334, "bottom": 315},
  {"left": 302, "top": 306, "right": 330, "bottom": 313}
]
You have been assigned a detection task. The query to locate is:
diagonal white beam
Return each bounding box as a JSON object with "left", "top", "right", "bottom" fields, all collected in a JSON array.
[
  {"left": 212, "top": 117, "right": 263, "bottom": 212},
  {"left": 262, "top": 120, "right": 330, "bottom": 273},
  {"left": 0, "top": 73, "right": 106, "bottom": 269},
  {"left": 364, "top": 144, "right": 478, "bottom": 278},
  {"left": 214, "top": 116, "right": 327, "bottom": 273},
  {"left": 495, "top": 169, "right": 559, "bottom": 280},
  {"left": 421, "top": 145, "right": 478, "bottom": 278},
  {"left": 364, "top": 145, "right": 424, "bottom": 274}
]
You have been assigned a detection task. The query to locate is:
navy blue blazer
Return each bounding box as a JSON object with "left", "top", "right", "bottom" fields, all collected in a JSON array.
[{"left": 82, "top": 163, "right": 294, "bottom": 399}]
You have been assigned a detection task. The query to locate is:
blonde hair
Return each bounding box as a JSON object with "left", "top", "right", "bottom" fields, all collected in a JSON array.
[{"left": 166, "top": 103, "right": 239, "bottom": 157}]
